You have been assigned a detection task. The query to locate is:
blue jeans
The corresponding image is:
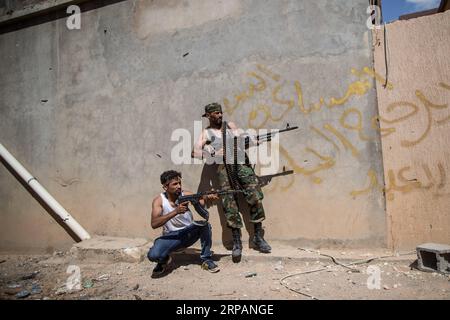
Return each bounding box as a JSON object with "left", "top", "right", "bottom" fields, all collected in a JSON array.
[{"left": 148, "top": 222, "right": 213, "bottom": 263}]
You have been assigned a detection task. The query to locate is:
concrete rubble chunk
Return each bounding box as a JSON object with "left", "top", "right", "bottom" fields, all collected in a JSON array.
[
  {"left": 416, "top": 243, "right": 450, "bottom": 274},
  {"left": 70, "top": 236, "right": 151, "bottom": 263}
]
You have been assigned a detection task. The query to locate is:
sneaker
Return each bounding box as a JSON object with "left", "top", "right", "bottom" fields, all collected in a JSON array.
[
  {"left": 201, "top": 260, "right": 220, "bottom": 273},
  {"left": 152, "top": 256, "right": 172, "bottom": 278}
]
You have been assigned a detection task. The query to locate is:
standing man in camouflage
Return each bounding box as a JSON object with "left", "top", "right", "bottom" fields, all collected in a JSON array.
[{"left": 192, "top": 103, "right": 271, "bottom": 263}]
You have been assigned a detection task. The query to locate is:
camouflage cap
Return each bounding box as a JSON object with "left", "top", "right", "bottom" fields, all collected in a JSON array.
[{"left": 202, "top": 103, "right": 222, "bottom": 117}]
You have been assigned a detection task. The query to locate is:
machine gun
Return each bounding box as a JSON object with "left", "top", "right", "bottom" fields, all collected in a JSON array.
[
  {"left": 257, "top": 169, "right": 295, "bottom": 187},
  {"left": 244, "top": 124, "right": 299, "bottom": 149},
  {"left": 175, "top": 189, "right": 244, "bottom": 221}
]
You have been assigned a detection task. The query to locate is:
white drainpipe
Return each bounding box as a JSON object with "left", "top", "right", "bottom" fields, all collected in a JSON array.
[{"left": 0, "top": 143, "right": 90, "bottom": 241}]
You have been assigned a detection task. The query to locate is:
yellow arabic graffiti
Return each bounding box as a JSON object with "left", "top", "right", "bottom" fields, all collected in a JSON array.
[
  {"left": 279, "top": 145, "right": 335, "bottom": 185},
  {"left": 224, "top": 65, "right": 392, "bottom": 124},
  {"left": 222, "top": 64, "right": 393, "bottom": 191},
  {"left": 375, "top": 85, "right": 450, "bottom": 147},
  {"left": 351, "top": 163, "right": 449, "bottom": 200},
  {"left": 222, "top": 63, "right": 449, "bottom": 196}
]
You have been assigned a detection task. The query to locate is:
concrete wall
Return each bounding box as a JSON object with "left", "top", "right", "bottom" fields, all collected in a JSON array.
[
  {"left": 0, "top": 0, "right": 387, "bottom": 253},
  {"left": 373, "top": 10, "right": 450, "bottom": 249}
]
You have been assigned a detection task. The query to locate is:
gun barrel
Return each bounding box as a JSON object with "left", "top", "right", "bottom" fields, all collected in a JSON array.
[
  {"left": 257, "top": 126, "right": 299, "bottom": 140},
  {"left": 278, "top": 126, "right": 299, "bottom": 133}
]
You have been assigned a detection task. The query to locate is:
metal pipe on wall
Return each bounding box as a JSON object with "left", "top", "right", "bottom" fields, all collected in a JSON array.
[{"left": 0, "top": 143, "right": 91, "bottom": 241}]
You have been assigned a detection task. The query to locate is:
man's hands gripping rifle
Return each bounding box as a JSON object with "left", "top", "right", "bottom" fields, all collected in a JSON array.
[{"left": 175, "top": 189, "right": 244, "bottom": 221}]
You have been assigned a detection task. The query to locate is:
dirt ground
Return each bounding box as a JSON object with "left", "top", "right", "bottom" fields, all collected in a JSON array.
[{"left": 1, "top": 245, "right": 449, "bottom": 300}]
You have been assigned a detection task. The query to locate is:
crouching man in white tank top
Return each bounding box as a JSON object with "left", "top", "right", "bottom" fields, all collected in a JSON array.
[{"left": 148, "top": 170, "right": 220, "bottom": 277}]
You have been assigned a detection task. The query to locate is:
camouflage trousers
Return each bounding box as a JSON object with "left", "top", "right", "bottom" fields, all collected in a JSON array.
[{"left": 217, "top": 164, "right": 265, "bottom": 229}]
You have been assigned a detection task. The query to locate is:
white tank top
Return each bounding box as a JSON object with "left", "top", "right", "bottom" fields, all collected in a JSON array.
[
  {"left": 205, "top": 127, "right": 247, "bottom": 163},
  {"left": 160, "top": 192, "right": 193, "bottom": 234},
  {"left": 204, "top": 127, "right": 234, "bottom": 152}
]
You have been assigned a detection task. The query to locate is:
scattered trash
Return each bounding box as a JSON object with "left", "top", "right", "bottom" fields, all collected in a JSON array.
[
  {"left": 31, "top": 284, "right": 42, "bottom": 295},
  {"left": 132, "top": 284, "right": 139, "bottom": 291},
  {"left": 83, "top": 279, "right": 94, "bottom": 289},
  {"left": 245, "top": 272, "right": 257, "bottom": 278},
  {"left": 96, "top": 274, "right": 110, "bottom": 281},
  {"left": 7, "top": 283, "right": 21, "bottom": 289},
  {"left": 55, "top": 286, "right": 68, "bottom": 295},
  {"left": 383, "top": 285, "right": 390, "bottom": 290},
  {"left": 16, "top": 290, "right": 30, "bottom": 299},
  {"left": 4, "top": 288, "right": 22, "bottom": 295},
  {"left": 21, "top": 271, "right": 39, "bottom": 280},
  {"left": 52, "top": 251, "right": 63, "bottom": 257}
]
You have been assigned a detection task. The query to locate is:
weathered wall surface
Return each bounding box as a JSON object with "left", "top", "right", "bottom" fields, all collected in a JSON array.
[
  {"left": 0, "top": 0, "right": 387, "bottom": 253},
  {"left": 373, "top": 10, "right": 450, "bottom": 250}
]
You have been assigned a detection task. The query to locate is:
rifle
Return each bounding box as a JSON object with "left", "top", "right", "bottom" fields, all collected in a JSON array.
[
  {"left": 175, "top": 189, "right": 244, "bottom": 221},
  {"left": 244, "top": 124, "right": 299, "bottom": 149},
  {"left": 257, "top": 169, "right": 294, "bottom": 187}
]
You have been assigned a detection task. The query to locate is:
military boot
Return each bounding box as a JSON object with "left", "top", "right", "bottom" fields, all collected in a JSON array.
[
  {"left": 252, "top": 222, "right": 271, "bottom": 253},
  {"left": 231, "top": 228, "right": 242, "bottom": 263}
]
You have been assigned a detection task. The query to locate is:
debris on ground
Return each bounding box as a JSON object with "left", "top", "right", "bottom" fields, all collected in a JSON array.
[
  {"left": 245, "top": 272, "right": 257, "bottom": 278},
  {"left": 21, "top": 271, "right": 39, "bottom": 280},
  {"left": 95, "top": 274, "right": 110, "bottom": 282},
  {"left": 83, "top": 279, "right": 94, "bottom": 289},
  {"left": 1, "top": 250, "right": 449, "bottom": 300},
  {"left": 16, "top": 290, "right": 30, "bottom": 298},
  {"left": 31, "top": 284, "right": 42, "bottom": 295}
]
